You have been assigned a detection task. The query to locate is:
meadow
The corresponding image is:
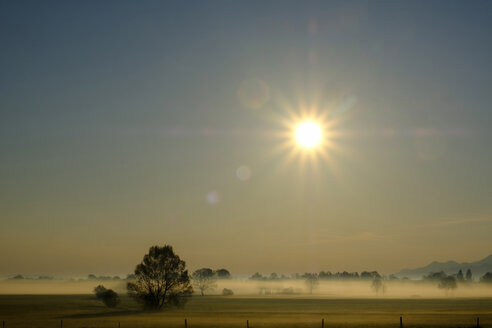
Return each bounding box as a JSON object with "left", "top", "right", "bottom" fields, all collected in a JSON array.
[{"left": 0, "top": 294, "right": 491, "bottom": 328}]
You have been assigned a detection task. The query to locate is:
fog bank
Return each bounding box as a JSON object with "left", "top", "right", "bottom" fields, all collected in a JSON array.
[{"left": 1, "top": 279, "right": 492, "bottom": 298}]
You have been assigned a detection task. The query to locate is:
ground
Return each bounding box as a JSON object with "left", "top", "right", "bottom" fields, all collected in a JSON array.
[{"left": 0, "top": 295, "right": 491, "bottom": 328}]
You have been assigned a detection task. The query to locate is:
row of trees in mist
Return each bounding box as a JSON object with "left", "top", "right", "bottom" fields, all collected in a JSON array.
[
  {"left": 423, "top": 269, "right": 492, "bottom": 291},
  {"left": 49, "top": 243, "right": 492, "bottom": 311},
  {"left": 249, "top": 270, "right": 382, "bottom": 281},
  {"left": 191, "top": 268, "right": 230, "bottom": 296},
  {"left": 95, "top": 244, "right": 396, "bottom": 310},
  {"left": 424, "top": 269, "right": 473, "bottom": 283}
]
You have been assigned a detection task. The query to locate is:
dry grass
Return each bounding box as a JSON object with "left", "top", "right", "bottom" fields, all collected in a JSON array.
[{"left": 0, "top": 295, "right": 491, "bottom": 328}]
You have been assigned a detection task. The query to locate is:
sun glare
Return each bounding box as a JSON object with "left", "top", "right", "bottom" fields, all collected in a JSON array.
[
  {"left": 296, "top": 121, "right": 322, "bottom": 148},
  {"left": 269, "top": 94, "right": 348, "bottom": 170}
]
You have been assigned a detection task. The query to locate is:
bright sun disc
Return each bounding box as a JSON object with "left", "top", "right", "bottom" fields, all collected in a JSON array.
[{"left": 296, "top": 121, "right": 322, "bottom": 148}]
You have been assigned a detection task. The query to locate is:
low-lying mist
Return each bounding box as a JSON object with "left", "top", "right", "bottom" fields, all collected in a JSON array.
[{"left": 1, "top": 279, "right": 491, "bottom": 298}]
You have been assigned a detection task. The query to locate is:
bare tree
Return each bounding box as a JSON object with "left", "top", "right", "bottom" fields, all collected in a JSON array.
[
  {"left": 192, "top": 268, "right": 217, "bottom": 296},
  {"left": 304, "top": 273, "right": 319, "bottom": 294},
  {"left": 438, "top": 276, "right": 457, "bottom": 292},
  {"left": 371, "top": 277, "right": 386, "bottom": 294}
]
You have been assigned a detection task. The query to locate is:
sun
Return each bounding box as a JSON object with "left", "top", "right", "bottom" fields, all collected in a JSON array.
[
  {"left": 296, "top": 121, "right": 322, "bottom": 148},
  {"left": 266, "top": 90, "right": 351, "bottom": 170}
]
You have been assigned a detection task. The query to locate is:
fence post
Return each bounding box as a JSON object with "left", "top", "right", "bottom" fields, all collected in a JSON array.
[
  {"left": 118, "top": 322, "right": 120, "bottom": 328},
  {"left": 185, "top": 318, "right": 187, "bottom": 328},
  {"left": 3, "top": 320, "right": 4, "bottom": 328},
  {"left": 246, "top": 320, "right": 249, "bottom": 328},
  {"left": 322, "top": 318, "right": 324, "bottom": 328},
  {"left": 477, "top": 317, "right": 479, "bottom": 328},
  {"left": 400, "top": 316, "right": 403, "bottom": 328},
  {"left": 61, "top": 320, "right": 63, "bottom": 328}
]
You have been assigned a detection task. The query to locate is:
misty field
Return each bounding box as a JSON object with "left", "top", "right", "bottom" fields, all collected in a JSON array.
[{"left": 0, "top": 295, "right": 491, "bottom": 328}]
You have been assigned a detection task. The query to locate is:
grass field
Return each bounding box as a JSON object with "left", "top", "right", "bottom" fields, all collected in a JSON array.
[{"left": 0, "top": 295, "right": 491, "bottom": 328}]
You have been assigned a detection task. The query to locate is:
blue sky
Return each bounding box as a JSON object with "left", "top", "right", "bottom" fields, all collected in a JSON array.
[{"left": 1, "top": 1, "right": 491, "bottom": 275}]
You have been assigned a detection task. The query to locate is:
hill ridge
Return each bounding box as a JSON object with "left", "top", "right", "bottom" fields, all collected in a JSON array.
[{"left": 395, "top": 254, "right": 492, "bottom": 279}]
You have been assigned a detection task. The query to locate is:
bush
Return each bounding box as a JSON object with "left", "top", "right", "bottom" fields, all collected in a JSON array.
[
  {"left": 94, "top": 285, "right": 107, "bottom": 299},
  {"left": 277, "top": 287, "right": 295, "bottom": 295},
  {"left": 101, "top": 289, "right": 120, "bottom": 308},
  {"left": 93, "top": 285, "right": 120, "bottom": 308},
  {"left": 222, "top": 288, "right": 234, "bottom": 296}
]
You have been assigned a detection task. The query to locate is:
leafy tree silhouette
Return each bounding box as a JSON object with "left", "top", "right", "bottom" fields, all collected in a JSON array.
[{"left": 127, "top": 245, "right": 192, "bottom": 310}]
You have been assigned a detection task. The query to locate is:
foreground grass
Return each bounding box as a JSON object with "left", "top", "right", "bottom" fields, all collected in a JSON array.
[{"left": 0, "top": 295, "right": 491, "bottom": 328}]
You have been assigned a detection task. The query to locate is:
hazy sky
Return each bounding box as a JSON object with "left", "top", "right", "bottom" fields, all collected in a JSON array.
[{"left": 1, "top": 0, "right": 492, "bottom": 276}]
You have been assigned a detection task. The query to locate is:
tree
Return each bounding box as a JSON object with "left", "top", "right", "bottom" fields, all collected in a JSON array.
[
  {"left": 466, "top": 269, "right": 473, "bottom": 282},
  {"left": 319, "top": 271, "right": 332, "bottom": 279},
  {"left": 424, "top": 271, "right": 447, "bottom": 281},
  {"left": 303, "top": 273, "right": 319, "bottom": 294},
  {"left": 126, "top": 245, "right": 193, "bottom": 310},
  {"left": 10, "top": 275, "right": 24, "bottom": 280},
  {"left": 249, "top": 272, "right": 264, "bottom": 280},
  {"left": 335, "top": 271, "right": 359, "bottom": 280},
  {"left": 215, "top": 269, "right": 231, "bottom": 279},
  {"left": 192, "top": 268, "right": 217, "bottom": 296},
  {"left": 480, "top": 272, "right": 492, "bottom": 283},
  {"left": 456, "top": 269, "right": 464, "bottom": 282},
  {"left": 371, "top": 277, "right": 386, "bottom": 294},
  {"left": 360, "top": 271, "right": 381, "bottom": 280},
  {"left": 438, "top": 276, "right": 457, "bottom": 291}
]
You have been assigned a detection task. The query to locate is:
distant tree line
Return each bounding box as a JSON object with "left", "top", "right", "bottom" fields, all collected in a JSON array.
[
  {"left": 249, "top": 271, "right": 387, "bottom": 295},
  {"left": 8, "top": 274, "right": 54, "bottom": 280},
  {"left": 249, "top": 270, "right": 383, "bottom": 281},
  {"left": 87, "top": 274, "right": 133, "bottom": 281},
  {"left": 246, "top": 268, "right": 492, "bottom": 284},
  {"left": 424, "top": 268, "right": 473, "bottom": 282},
  {"left": 423, "top": 269, "right": 479, "bottom": 291}
]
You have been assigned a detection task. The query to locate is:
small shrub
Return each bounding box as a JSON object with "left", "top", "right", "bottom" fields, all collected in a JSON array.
[
  {"left": 277, "top": 287, "right": 295, "bottom": 295},
  {"left": 94, "top": 285, "right": 107, "bottom": 299},
  {"left": 222, "top": 288, "right": 234, "bottom": 296},
  {"left": 93, "top": 285, "right": 120, "bottom": 308},
  {"left": 101, "top": 289, "right": 120, "bottom": 308}
]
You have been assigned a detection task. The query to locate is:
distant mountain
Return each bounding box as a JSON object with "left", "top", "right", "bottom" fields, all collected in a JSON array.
[{"left": 395, "top": 254, "right": 492, "bottom": 280}]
